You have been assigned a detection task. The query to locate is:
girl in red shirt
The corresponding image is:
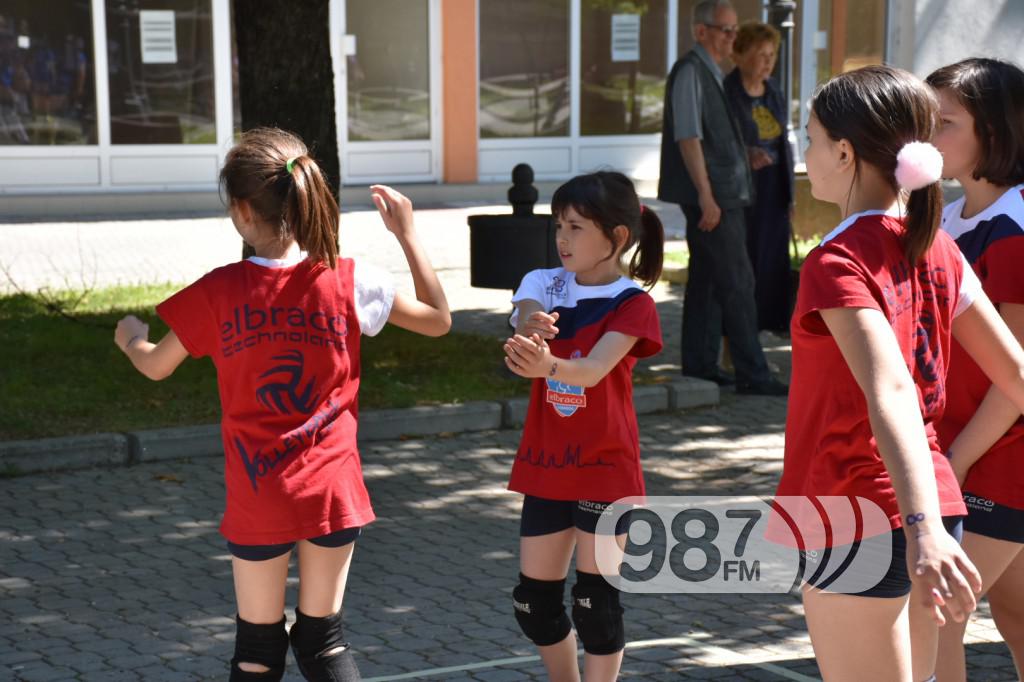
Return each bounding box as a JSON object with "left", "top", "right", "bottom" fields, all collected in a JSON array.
[
  {"left": 777, "top": 65, "right": 1024, "bottom": 681},
  {"left": 928, "top": 58, "right": 1024, "bottom": 682},
  {"left": 502, "top": 171, "right": 663, "bottom": 682},
  {"left": 113, "top": 128, "right": 450, "bottom": 681}
]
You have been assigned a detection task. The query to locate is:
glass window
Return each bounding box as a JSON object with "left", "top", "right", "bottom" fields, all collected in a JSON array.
[
  {"left": 346, "top": 0, "right": 430, "bottom": 142},
  {"left": 479, "top": 0, "right": 569, "bottom": 139},
  {"left": 791, "top": 0, "right": 885, "bottom": 155},
  {"left": 0, "top": 1, "right": 97, "bottom": 145},
  {"left": 105, "top": 0, "right": 216, "bottom": 144},
  {"left": 830, "top": 0, "right": 886, "bottom": 74},
  {"left": 580, "top": 0, "right": 667, "bottom": 136}
]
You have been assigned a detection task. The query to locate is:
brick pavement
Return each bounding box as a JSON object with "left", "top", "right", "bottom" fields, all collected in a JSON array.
[
  {"left": 1, "top": 209, "right": 1017, "bottom": 679},
  {"left": 1, "top": 389, "right": 1016, "bottom": 681}
]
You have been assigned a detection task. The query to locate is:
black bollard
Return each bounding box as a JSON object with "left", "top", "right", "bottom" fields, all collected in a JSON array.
[
  {"left": 468, "top": 164, "right": 559, "bottom": 290},
  {"left": 509, "top": 163, "right": 538, "bottom": 217}
]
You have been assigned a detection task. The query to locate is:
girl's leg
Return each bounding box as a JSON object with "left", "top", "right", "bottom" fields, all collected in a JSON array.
[
  {"left": 520, "top": 528, "right": 580, "bottom": 682},
  {"left": 575, "top": 529, "right": 627, "bottom": 682},
  {"left": 296, "top": 539, "right": 356, "bottom": 617},
  {"left": 231, "top": 551, "right": 292, "bottom": 677},
  {"left": 980, "top": 545, "right": 1024, "bottom": 679},
  {"left": 934, "top": 532, "right": 1023, "bottom": 682},
  {"left": 292, "top": 539, "right": 360, "bottom": 681},
  {"left": 803, "top": 585, "right": 913, "bottom": 681}
]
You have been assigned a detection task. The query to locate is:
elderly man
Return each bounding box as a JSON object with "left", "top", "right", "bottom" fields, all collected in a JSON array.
[{"left": 659, "top": 0, "right": 787, "bottom": 395}]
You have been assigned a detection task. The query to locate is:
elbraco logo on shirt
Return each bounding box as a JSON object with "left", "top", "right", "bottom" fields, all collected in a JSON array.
[{"left": 546, "top": 350, "right": 585, "bottom": 416}]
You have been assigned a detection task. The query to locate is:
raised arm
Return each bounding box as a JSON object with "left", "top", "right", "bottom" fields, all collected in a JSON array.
[
  {"left": 821, "top": 306, "right": 981, "bottom": 623},
  {"left": 946, "top": 301, "right": 1024, "bottom": 482},
  {"left": 370, "top": 185, "right": 451, "bottom": 337},
  {"left": 114, "top": 314, "right": 189, "bottom": 381}
]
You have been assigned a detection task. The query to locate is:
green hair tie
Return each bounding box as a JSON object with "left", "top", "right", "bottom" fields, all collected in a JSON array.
[{"left": 286, "top": 157, "right": 297, "bottom": 173}]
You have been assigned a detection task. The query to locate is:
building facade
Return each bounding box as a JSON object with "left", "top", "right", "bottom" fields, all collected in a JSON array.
[{"left": 0, "top": 0, "right": 1020, "bottom": 210}]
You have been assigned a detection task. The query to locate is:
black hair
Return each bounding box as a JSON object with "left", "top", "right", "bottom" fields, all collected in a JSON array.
[{"left": 550, "top": 171, "right": 664, "bottom": 288}]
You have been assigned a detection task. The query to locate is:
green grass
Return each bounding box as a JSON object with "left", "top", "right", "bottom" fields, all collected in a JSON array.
[
  {"left": 0, "top": 284, "right": 528, "bottom": 441},
  {"left": 791, "top": 236, "right": 819, "bottom": 269},
  {"left": 663, "top": 249, "right": 688, "bottom": 267},
  {"left": 662, "top": 236, "right": 820, "bottom": 271}
]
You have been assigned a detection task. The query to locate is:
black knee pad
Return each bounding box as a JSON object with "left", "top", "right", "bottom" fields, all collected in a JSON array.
[
  {"left": 512, "top": 573, "right": 573, "bottom": 647},
  {"left": 571, "top": 571, "right": 625, "bottom": 655},
  {"left": 289, "top": 608, "right": 361, "bottom": 681},
  {"left": 230, "top": 615, "right": 289, "bottom": 681}
]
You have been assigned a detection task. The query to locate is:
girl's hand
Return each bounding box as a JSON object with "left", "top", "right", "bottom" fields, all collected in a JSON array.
[
  {"left": 906, "top": 526, "right": 982, "bottom": 626},
  {"left": 504, "top": 333, "right": 552, "bottom": 378},
  {"left": 370, "top": 185, "right": 415, "bottom": 240},
  {"left": 523, "top": 310, "right": 559, "bottom": 340},
  {"left": 115, "top": 315, "right": 149, "bottom": 353}
]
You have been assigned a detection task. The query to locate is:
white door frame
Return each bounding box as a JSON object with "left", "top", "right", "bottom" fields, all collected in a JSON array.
[{"left": 330, "top": 0, "right": 442, "bottom": 186}]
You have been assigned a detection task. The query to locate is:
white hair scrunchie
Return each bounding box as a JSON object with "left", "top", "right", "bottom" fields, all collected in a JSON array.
[{"left": 895, "top": 141, "right": 943, "bottom": 191}]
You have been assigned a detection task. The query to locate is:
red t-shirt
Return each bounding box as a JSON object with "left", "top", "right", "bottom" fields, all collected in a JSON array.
[
  {"left": 776, "top": 212, "right": 973, "bottom": 533},
  {"left": 157, "top": 257, "right": 394, "bottom": 544},
  {"left": 508, "top": 268, "right": 663, "bottom": 502},
  {"left": 938, "top": 185, "right": 1024, "bottom": 508}
]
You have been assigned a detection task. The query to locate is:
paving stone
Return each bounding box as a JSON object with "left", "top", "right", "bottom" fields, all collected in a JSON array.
[
  {"left": 473, "top": 669, "right": 530, "bottom": 681},
  {"left": 1, "top": 321, "right": 1016, "bottom": 679}
]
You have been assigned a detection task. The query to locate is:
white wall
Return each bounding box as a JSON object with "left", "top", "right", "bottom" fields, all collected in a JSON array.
[{"left": 889, "top": 0, "right": 1024, "bottom": 77}]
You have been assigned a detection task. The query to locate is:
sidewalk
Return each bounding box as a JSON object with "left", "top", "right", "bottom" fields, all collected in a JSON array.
[
  {"left": 1, "top": 396, "right": 1015, "bottom": 681},
  {"left": 2, "top": 210, "right": 1016, "bottom": 680}
]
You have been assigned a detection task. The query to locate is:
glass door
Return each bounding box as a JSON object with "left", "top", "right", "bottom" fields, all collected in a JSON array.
[{"left": 332, "top": 0, "right": 440, "bottom": 185}]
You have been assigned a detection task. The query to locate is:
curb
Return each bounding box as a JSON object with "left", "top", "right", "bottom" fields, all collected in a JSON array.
[{"left": 0, "top": 378, "right": 719, "bottom": 477}]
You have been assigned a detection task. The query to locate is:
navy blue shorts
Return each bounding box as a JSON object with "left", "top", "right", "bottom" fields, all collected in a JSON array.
[
  {"left": 963, "top": 492, "right": 1024, "bottom": 544},
  {"left": 802, "top": 516, "right": 963, "bottom": 598},
  {"left": 227, "top": 527, "right": 362, "bottom": 562},
  {"left": 520, "top": 496, "right": 632, "bottom": 537}
]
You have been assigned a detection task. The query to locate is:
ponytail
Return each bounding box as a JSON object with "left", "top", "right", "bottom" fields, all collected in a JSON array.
[
  {"left": 811, "top": 66, "right": 944, "bottom": 265},
  {"left": 283, "top": 156, "right": 340, "bottom": 268},
  {"left": 903, "top": 182, "right": 942, "bottom": 265},
  {"left": 630, "top": 207, "right": 664, "bottom": 288},
  {"left": 551, "top": 171, "right": 664, "bottom": 289},
  {"left": 220, "top": 127, "right": 340, "bottom": 268}
]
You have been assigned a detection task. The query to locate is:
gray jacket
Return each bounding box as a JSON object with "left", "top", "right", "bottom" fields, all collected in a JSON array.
[{"left": 658, "top": 49, "right": 752, "bottom": 209}]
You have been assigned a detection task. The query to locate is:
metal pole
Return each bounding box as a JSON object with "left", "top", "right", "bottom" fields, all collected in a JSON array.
[{"left": 768, "top": 0, "right": 797, "bottom": 157}]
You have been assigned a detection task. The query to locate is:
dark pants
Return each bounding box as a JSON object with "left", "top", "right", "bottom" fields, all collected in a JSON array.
[
  {"left": 745, "top": 161, "right": 793, "bottom": 332},
  {"left": 681, "top": 204, "right": 771, "bottom": 384}
]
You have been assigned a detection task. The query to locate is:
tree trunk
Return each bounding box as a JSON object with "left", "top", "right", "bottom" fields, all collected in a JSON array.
[{"left": 232, "top": 0, "right": 340, "bottom": 195}]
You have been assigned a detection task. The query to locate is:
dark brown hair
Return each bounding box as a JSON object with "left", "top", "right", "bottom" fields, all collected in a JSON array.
[
  {"left": 812, "top": 65, "right": 941, "bottom": 265},
  {"left": 220, "top": 128, "right": 340, "bottom": 267},
  {"left": 926, "top": 58, "right": 1024, "bottom": 187},
  {"left": 551, "top": 171, "right": 664, "bottom": 288}
]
